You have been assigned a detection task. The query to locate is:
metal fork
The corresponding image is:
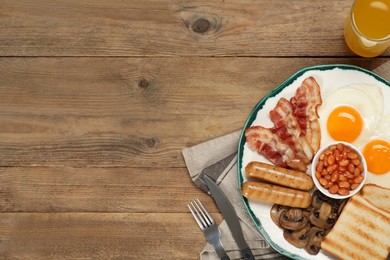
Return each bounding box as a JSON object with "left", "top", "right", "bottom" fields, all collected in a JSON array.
[{"left": 188, "top": 199, "right": 230, "bottom": 260}]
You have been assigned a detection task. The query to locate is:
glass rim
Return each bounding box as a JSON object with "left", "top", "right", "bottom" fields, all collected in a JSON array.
[{"left": 349, "top": 0, "right": 390, "bottom": 43}]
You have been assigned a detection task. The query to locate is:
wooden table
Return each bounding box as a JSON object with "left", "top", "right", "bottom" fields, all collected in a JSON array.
[{"left": 0, "top": 1, "right": 389, "bottom": 259}]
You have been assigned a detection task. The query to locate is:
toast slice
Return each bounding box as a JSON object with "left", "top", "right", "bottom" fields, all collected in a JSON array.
[
  {"left": 321, "top": 194, "right": 390, "bottom": 260},
  {"left": 361, "top": 184, "right": 390, "bottom": 212}
]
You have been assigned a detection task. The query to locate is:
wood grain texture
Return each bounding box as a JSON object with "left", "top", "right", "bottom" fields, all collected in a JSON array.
[
  {"left": 0, "top": 57, "right": 387, "bottom": 167},
  {"left": 0, "top": 212, "right": 221, "bottom": 259},
  {"left": 2, "top": 0, "right": 388, "bottom": 57},
  {"left": 0, "top": 167, "right": 218, "bottom": 213},
  {"left": 1, "top": 2, "right": 390, "bottom": 257}
]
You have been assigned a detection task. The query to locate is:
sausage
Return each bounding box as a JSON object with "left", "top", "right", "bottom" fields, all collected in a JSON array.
[
  {"left": 241, "top": 181, "right": 312, "bottom": 208},
  {"left": 245, "top": 161, "right": 314, "bottom": 191}
]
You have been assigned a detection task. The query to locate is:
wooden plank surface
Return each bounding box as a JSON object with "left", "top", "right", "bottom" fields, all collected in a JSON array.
[
  {"left": 0, "top": 212, "right": 222, "bottom": 259},
  {"left": 1, "top": 0, "right": 390, "bottom": 259},
  {"left": 0, "top": 167, "right": 216, "bottom": 213},
  {"left": 3, "top": 0, "right": 389, "bottom": 57}
]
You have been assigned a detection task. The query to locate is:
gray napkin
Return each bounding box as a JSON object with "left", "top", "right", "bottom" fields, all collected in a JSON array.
[
  {"left": 183, "top": 131, "right": 287, "bottom": 260},
  {"left": 182, "top": 62, "right": 390, "bottom": 260}
]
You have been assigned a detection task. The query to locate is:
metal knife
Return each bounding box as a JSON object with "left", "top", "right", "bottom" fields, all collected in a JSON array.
[{"left": 204, "top": 175, "right": 255, "bottom": 260}]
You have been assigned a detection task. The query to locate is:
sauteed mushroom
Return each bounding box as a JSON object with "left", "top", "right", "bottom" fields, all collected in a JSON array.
[
  {"left": 283, "top": 224, "right": 311, "bottom": 248},
  {"left": 270, "top": 189, "right": 348, "bottom": 255},
  {"left": 305, "top": 227, "right": 325, "bottom": 255},
  {"left": 308, "top": 202, "right": 337, "bottom": 229},
  {"left": 280, "top": 208, "right": 308, "bottom": 230},
  {"left": 311, "top": 190, "right": 338, "bottom": 209},
  {"left": 270, "top": 204, "right": 288, "bottom": 228},
  {"left": 311, "top": 191, "right": 324, "bottom": 209}
]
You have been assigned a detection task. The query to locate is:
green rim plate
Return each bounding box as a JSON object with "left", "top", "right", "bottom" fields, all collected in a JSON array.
[{"left": 237, "top": 64, "right": 390, "bottom": 260}]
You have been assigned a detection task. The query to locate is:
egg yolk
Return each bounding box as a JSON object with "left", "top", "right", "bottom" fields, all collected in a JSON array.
[
  {"left": 327, "top": 106, "right": 363, "bottom": 142},
  {"left": 363, "top": 139, "right": 390, "bottom": 174}
]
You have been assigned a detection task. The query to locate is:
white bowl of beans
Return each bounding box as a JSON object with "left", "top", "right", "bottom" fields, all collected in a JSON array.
[{"left": 311, "top": 141, "right": 367, "bottom": 199}]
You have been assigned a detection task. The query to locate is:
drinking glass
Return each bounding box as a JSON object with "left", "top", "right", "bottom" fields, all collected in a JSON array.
[{"left": 344, "top": 0, "right": 390, "bottom": 57}]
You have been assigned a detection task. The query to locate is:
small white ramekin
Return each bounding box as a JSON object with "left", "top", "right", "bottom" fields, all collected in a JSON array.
[{"left": 311, "top": 141, "right": 367, "bottom": 199}]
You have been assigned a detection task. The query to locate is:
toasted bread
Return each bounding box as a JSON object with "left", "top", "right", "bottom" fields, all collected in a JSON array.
[
  {"left": 321, "top": 194, "right": 390, "bottom": 260},
  {"left": 361, "top": 184, "right": 390, "bottom": 212}
]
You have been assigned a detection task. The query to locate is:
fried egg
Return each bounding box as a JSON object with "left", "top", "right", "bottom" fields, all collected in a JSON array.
[
  {"left": 362, "top": 114, "right": 390, "bottom": 187},
  {"left": 318, "top": 83, "right": 384, "bottom": 147},
  {"left": 318, "top": 83, "right": 390, "bottom": 188}
]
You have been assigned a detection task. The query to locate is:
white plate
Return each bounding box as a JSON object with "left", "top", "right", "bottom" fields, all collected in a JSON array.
[{"left": 237, "top": 64, "right": 390, "bottom": 260}]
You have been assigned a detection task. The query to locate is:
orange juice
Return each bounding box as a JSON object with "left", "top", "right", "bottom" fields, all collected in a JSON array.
[{"left": 344, "top": 0, "right": 390, "bottom": 57}]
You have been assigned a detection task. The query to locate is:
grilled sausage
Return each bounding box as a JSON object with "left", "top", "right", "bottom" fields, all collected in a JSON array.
[
  {"left": 245, "top": 161, "right": 314, "bottom": 191},
  {"left": 241, "top": 181, "right": 312, "bottom": 208}
]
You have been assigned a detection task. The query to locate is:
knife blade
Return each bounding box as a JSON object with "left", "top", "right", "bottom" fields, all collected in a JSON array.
[{"left": 204, "top": 175, "right": 255, "bottom": 260}]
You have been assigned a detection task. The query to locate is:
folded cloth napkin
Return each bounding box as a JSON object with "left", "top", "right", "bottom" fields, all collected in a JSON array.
[
  {"left": 183, "top": 130, "right": 288, "bottom": 260},
  {"left": 182, "top": 61, "right": 390, "bottom": 260}
]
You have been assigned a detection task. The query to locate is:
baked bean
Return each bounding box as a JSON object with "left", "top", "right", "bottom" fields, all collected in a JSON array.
[
  {"left": 327, "top": 155, "right": 335, "bottom": 165},
  {"left": 334, "top": 149, "right": 340, "bottom": 159},
  {"left": 330, "top": 171, "right": 339, "bottom": 182},
  {"left": 347, "top": 152, "right": 358, "bottom": 159},
  {"left": 315, "top": 171, "right": 321, "bottom": 180},
  {"left": 338, "top": 166, "right": 346, "bottom": 172},
  {"left": 315, "top": 143, "right": 364, "bottom": 195},
  {"left": 338, "top": 188, "right": 350, "bottom": 196},
  {"left": 339, "top": 159, "right": 349, "bottom": 166},
  {"left": 329, "top": 185, "right": 339, "bottom": 194},
  {"left": 327, "top": 164, "right": 338, "bottom": 173},
  {"left": 352, "top": 159, "right": 360, "bottom": 166},
  {"left": 339, "top": 181, "right": 350, "bottom": 188},
  {"left": 339, "top": 175, "right": 347, "bottom": 181},
  {"left": 354, "top": 176, "right": 364, "bottom": 184},
  {"left": 350, "top": 183, "right": 359, "bottom": 190},
  {"left": 347, "top": 163, "right": 355, "bottom": 173},
  {"left": 324, "top": 160, "right": 328, "bottom": 167},
  {"left": 354, "top": 167, "right": 361, "bottom": 177},
  {"left": 319, "top": 178, "right": 328, "bottom": 187},
  {"left": 316, "top": 161, "right": 324, "bottom": 172}
]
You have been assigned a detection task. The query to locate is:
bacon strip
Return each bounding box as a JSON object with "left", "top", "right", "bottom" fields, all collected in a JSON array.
[
  {"left": 245, "top": 76, "right": 322, "bottom": 171},
  {"left": 245, "top": 126, "right": 307, "bottom": 172},
  {"left": 290, "top": 76, "right": 322, "bottom": 152},
  {"left": 269, "top": 98, "right": 314, "bottom": 164}
]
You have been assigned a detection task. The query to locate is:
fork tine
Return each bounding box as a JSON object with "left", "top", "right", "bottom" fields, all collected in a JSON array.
[
  {"left": 191, "top": 201, "right": 208, "bottom": 227},
  {"left": 190, "top": 201, "right": 209, "bottom": 229},
  {"left": 188, "top": 202, "right": 205, "bottom": 229},
  {"left": 196, "top": 199, "right": 213, "bottom": 225},
  {"left": 193, "top": 200, "right": 211, "bottom": 227}
]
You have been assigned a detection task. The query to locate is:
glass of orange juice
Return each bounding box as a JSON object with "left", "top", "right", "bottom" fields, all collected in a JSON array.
[{"left": 344, "top": 0, "right": 390, "bottom": 57}]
